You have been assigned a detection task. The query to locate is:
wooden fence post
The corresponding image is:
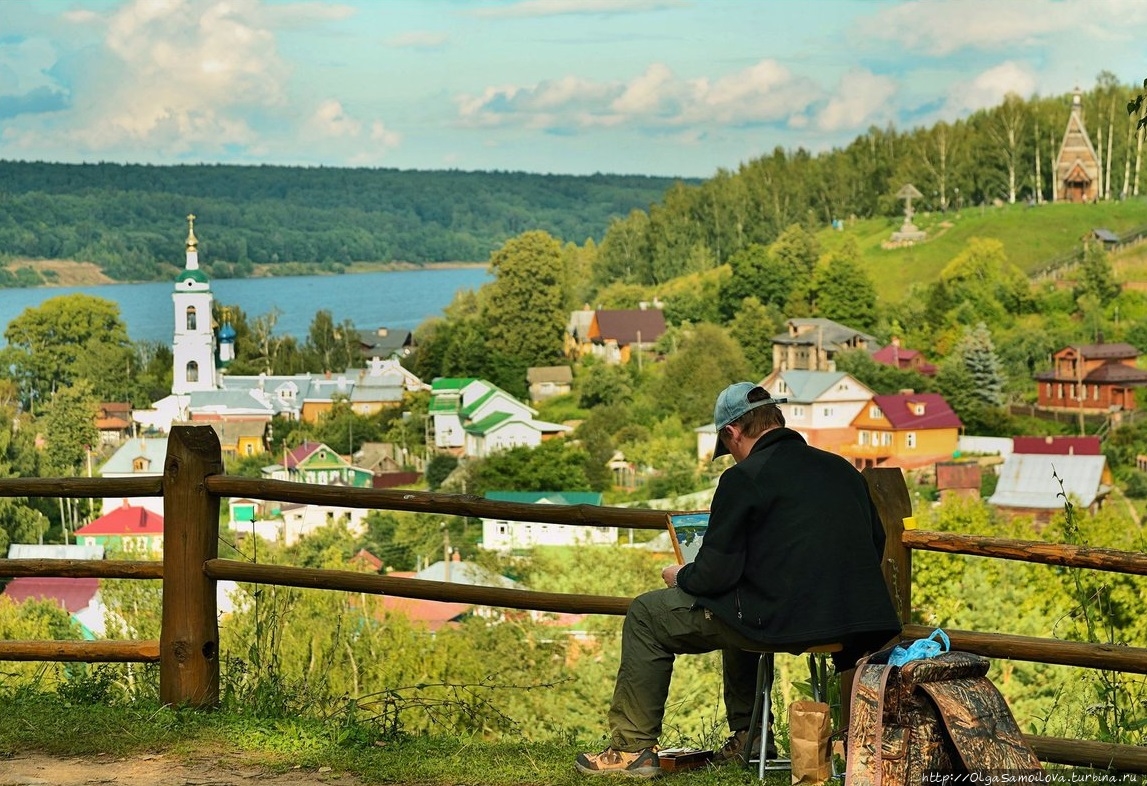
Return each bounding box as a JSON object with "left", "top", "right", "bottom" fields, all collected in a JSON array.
[
  {"left": 862, "top": 467, "right": 912, "bottom": 627},
  {"left": 160, "top": 425, "right": 223, "bottom": 708}
]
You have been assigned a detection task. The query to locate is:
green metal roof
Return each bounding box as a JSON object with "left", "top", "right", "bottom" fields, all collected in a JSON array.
[
  {"left": 484, "top": 491, "right": 602, "bottom": 506},
  {"left": 431, "top": 377, "right": 475, "bottom": 393},
  {"left": 175, "top": 269, "right": 210, "bottom": 285},
  {"left": 463, "top": 411, "right": 515, "bottom": 435}
]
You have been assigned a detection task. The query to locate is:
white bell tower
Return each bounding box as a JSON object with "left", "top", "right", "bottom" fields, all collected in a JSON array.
[{"left": 171, "top": 214, "right": 217, "bottom": 395}]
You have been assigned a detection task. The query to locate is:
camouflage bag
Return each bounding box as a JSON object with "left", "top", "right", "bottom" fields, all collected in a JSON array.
[{"left": 845, "top": 648, "right": 1043, "bottom": 785}]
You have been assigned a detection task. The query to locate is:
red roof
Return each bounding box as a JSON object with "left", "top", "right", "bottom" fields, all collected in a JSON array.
[
  {"left": 377, "top": 596, "right": 472, "bottom": 631},
  {"left": 872, "top": 393, "right": 962, "bottom": 430},
  {"left": 1012, "top": 436, "right": 1102, "bottom": 456},
  {"left": 3, "top": 577, "right": 99, "bottom": 613},
  {"left": 285, "top": 441, "right": 337, "bottom": 469},
  {"left": 75, "top": 502, "right": 164, "bottom": 536},
  {"left": 871, "top": 344, "right": 937, "bottom": 375}
]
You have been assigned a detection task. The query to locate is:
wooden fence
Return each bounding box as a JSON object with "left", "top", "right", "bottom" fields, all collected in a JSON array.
[{"left": 2, "top": 425, "right": 1147, "bottom": 772}]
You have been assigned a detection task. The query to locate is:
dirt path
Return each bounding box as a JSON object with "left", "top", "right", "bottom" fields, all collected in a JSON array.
[{"left": 0, "top": 752, "right": 366, "bottom": 786}]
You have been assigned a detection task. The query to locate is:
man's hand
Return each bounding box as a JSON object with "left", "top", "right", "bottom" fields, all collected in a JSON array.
[{"left": 662, "top": 564, "right": 683, "bottom": 588}]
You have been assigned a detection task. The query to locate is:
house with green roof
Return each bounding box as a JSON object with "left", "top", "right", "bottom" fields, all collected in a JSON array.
[
  {"left": 480, "top": 491, "right": 614, "bottom": 550},
  {"left": 430, "top": 377, "right": 570, "bottom": 456}
]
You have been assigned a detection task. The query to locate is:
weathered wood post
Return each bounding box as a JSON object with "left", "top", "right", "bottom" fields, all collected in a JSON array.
[
  {"left": 862, "top": 467, "right": 912, "bottom": 626},
  {"left": 160, "top": 425, "right": 223, "bottom": 708}
]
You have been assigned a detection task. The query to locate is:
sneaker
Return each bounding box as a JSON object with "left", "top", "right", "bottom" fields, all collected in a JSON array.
[
  {"left": 575, "top": 747, "right": 661, "bottom": 778},
  {"left": 714, "top": 729, "right": 778, "bottom": 764}
]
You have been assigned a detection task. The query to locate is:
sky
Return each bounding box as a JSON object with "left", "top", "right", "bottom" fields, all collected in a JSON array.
[{"left": 2, "top": 0, "right": 1146, "bottom": 179}]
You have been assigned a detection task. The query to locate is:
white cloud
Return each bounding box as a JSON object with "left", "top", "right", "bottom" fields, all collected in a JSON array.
[
  {"left": 942, "top": 62, "right": 1038, "bottom": 116},
  {"left": 816, "top": 69, "right": 898, "bottom": 132},
  {"left": 11, "top": 0, "right": 360, "bottom": 158},
  {"left": 456, "top": 59, "right": 817, "bottom": 133},
  {"left": 857, "top": 0, "right": 1146, "bottom": 56},
  {"left": 472, "top": 0, "right": 685, "bottom": 19},
  {"left": 310, "top": 99, "right": 362, "bottom": 137},
  {"left": 370, "top": 120, "right": 402, "bottom": 149},
  {"left": 384, "top": 31, "right": 448, "bottom": 49}
]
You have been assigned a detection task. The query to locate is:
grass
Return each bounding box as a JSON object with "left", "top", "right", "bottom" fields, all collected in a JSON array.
[
  {"left": 0, "top": 693, "right": 788, "bottom": 785},
  {"left": 815, "top": 198, "right": 1147, "bottom": 302}
]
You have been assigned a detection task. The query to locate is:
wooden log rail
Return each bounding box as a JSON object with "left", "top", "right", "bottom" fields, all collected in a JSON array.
[
  {"left": 204, "top": 475, "right": 672, "bottom": 529},
  {"left": 902, "top": 529, "right": 1147, "bottom": 575},
  {"left": 204, "top": 559, "right": 633, "bottom": 616}
]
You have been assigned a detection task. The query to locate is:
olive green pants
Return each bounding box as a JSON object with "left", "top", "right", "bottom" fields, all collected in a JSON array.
[{"left": 607, "top": 587, "right": 774, "bottom": 752}]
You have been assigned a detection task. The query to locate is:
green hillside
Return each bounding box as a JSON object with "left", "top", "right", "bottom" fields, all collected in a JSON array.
[{"left": 816, "top": 199, "right": 1147, "bottom": 303}]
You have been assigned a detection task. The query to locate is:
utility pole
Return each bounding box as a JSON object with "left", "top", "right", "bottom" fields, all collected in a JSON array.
[{"left": 441, "top": 523, "right": 451, "bottom": 583}]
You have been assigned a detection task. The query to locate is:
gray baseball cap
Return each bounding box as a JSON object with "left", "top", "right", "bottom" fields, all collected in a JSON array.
[{"left": 712, "top": 382, "right": 787, "bottom": 458}]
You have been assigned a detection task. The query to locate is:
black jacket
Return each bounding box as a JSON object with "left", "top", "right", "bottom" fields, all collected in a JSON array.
[{"left": 676, "top": 428, "right": 901, "bottom": 664}]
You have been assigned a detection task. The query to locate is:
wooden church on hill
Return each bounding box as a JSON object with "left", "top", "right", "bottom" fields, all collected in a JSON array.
[{"left": 1055, "top": 88, "right": 1100, "bottom": 203}]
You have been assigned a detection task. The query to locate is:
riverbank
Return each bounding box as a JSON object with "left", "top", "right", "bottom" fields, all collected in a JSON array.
[{"left": 4, "top": 258, "right": 488, "bottom": 289}]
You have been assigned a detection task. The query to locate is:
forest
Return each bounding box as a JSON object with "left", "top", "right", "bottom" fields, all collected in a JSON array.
[{"left": 0, "top": 162, "right": 685, "bottom": 282}]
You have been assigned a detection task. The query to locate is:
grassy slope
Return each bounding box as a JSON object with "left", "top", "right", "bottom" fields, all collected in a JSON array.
[{"left": 814, "top": 199, "right": 1147, "bottom": 303}]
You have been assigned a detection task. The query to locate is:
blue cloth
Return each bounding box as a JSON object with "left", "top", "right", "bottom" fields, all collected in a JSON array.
[{"left": 888, "top": 628, "right": 950, "bottom": 667}]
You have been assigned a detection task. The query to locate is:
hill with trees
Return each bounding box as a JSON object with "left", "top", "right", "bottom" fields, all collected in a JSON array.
[{"left": 0, "top": 161, "right": 687, "bottom": 283}]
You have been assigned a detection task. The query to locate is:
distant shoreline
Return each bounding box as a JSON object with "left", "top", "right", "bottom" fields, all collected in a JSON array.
[{"left": 4, "top": 258, "right": 489, "bottom": 289}]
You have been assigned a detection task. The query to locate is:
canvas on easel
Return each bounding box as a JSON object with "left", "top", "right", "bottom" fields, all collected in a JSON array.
[{"left": 666, "top": 511, "right": 710, "bottom": 565}]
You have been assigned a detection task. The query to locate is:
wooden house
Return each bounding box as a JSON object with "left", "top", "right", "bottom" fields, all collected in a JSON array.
[
  {"left": 839, "top": 392, "right": 962, "bottom": 470},
  {"left": 99, "top": 437, "right": 168, "bottom": 516},
  {"left": 526, "top": 365, "right": 573, "bottom": 403},
  {"left": 1033, "top": 343, "right": 1147, "bottom": 413},
  {"left": 95, "top": 402, "right": 134, "bottom": 445},
  {"left": 585, "top": 308, "right": 667, "bottom": 364},
  {"left": 936, "top": 461, "right": 982, "bottom": 502},
  {"left": 1055, "top": 89, "right": 1100, "bottom": 203},
  {"left": 274, "top": 441, "right": 373, "bottom": 488},
  {"left": 871, "top": 337, "right": 936, "bottom": 376},
  {"left": 771, "top": 318, "right": 880, "bottom": 373}
]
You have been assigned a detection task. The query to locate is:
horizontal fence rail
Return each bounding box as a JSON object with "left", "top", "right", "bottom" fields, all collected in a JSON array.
[
  {"left": 0, "top": 476, "right": 162, "bottom": 499},
  {"left": 205, "top": 475, "right": 672, "bottom": 529},
  {"left": 902, "top": 530, "right": 1147, "bottom": 575},
  {"left": 205, "top": 559, "right": 633, "bottom": 616},
  {"left": 1, "top": 559, "right": 164, "bottom": 579}
]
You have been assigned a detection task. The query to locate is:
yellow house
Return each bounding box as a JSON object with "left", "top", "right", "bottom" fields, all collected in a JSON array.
[{"left": 839, "top": 392, "right": 962, "bottom": 470}]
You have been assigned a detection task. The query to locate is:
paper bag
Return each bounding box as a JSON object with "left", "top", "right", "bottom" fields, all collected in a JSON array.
[{"left": 789, "top": 699, "right": 831, "bottom": 785}]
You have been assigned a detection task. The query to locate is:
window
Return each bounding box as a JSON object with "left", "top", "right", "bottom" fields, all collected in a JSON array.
[
  {"left": 869, "top": 405, "right": 883, "bottom": 419},
  {"left": 1057, "top": 384, "right": 1064, "bottom": 400},
  {"left": 906, "top": 432, "right": 917, "bottom": 449},
  {"left": 245, "top": 443, "right": 254, "bottom": 456},
  {"left": 859, "top": 430, "right": 870, "bottom": 446},
  {"left": 881, "top": 432, "right": 893, "bottom": 446},
  {"left": 186, "top": 306, "right": 197, "bottom": 331},
  {"left": 186, "top": 361, "right": 199, "bottom": 383},
  {"left": 791, "top": 405, "right": 805, "bottom": 418},
  {"left": 497, "top": 523, "right": 508, "bottom": 535},
  {"left": 1093, "top": 385, "right": 1100, "bottom": 401},
  {"left": 822, "top": 406, "right": 835, "bottom": 418},
  {"left": 913, "top": 403, "right": 926, "bottom": 415},
  {"left": 777, "top": 381, "right": 789, "bottom": 394}
]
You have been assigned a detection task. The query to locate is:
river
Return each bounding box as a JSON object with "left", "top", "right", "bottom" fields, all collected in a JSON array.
[{"left": 0, "top": 267, "right": 492, "bottom": 345}]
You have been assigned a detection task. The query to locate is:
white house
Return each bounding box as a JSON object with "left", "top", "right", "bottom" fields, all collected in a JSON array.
[
  {"left": 759, "top": 370, "right": 875, "bottom": 453},
  {"left": 228, "top": 501, "right": 368, "bottom": 547},
  {"left": 480, "top": 491, "right": 615, "bottom": 550},
  {"left": 429, "top": 377, "right": 569, "bottom": 456},
  {"left": 98, "top": 437, "right": 168, "bottom": 516}
]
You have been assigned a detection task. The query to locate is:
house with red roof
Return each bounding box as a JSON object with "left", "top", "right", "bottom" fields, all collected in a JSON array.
[
  {"left": 74, "top": 501, "right": 164, "bottom": 557},
  {"left": 839, "top": 392, "right": 962, "bottom": 470},
  {"left": 871, "top": 337, "right": 937, "bottom": 376},
  {"left": 2, "top": 577, "right": 105, "bottom": 638}
]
